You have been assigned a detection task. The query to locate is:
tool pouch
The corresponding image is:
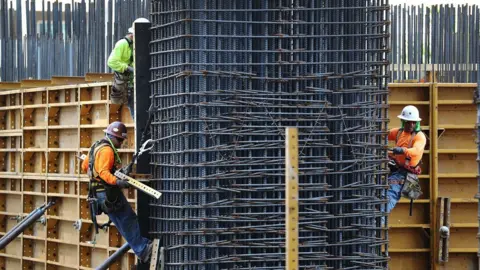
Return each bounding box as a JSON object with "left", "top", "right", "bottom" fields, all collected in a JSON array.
[
  {"left": 401, "top": 173, "right": 422, "bottom": 200},
  {"left": 102, "top": 186, "right": 126, "bottom": 213},
  {"left": 111, "top": 72, "right": 130, "bottom": 104}
]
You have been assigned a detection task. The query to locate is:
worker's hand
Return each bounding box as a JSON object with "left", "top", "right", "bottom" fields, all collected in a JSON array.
[
  {"left": 126, "top": 66, "right": 134, "bottom": 74},
  {"left": 116, "top": 179, "right": 130, "bottom": 189},
  {"left": 392, "top": 147, "right": 405, "bottom": 155},
  {"left": 118, "top": 166, "right": 131, "bottom": 176}
]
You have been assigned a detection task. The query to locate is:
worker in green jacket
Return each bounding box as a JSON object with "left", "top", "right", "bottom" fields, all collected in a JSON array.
[
  {"left": 107, "top": 18, "right": 149, "bottom": 119},
  {"left": 108, "top": 27, "right": 135, "bottom": 118}
]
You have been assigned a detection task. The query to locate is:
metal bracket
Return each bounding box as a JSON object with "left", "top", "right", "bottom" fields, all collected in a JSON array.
[
  {"left": 438, "top": 197, "right": 451, "bottom": 263},
  {"left": 9, "top": 215, "right": 22, "bottom": 222},
  {"left": 73, "top": 219, "right": 82, "bottom": 231},
  {"left": 149, "top": 239, "right": 161, "bottom": 270},
  {"left": 36, "top": 216, "right": 47, "bottom": 226}
]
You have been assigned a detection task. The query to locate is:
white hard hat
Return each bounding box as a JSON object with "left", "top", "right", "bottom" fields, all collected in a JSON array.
[
  {"left": 128, "top": 18, "right": 150, "bottom": 34},
  {"left": 397, "top": 105, "right": 422, "bottom": 122},
  {"left": 133, "top": 17, "right": 150, "bottom": 24}
]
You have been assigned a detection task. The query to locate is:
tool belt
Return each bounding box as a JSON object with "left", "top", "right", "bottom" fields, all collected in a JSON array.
[
  {"left": 89, "top": 179, "right": 125, "bottom": 214},
  {"left": 388, "top": 168, "right": 422, "bottom": 200},
  {"left": 111, "top": 71, "right": 132, "bottom": 105},
  {"left": 403, "top": 164, "right": 422, "bottom": 175},
  {"left": 401, "top": 172, "right": 422, "bottom": 200}
]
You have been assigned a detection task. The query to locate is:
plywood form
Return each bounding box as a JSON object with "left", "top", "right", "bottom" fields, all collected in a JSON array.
[
  {"left": 0, "top": 81, "right": 138, "bottom": 269},
  {"left": 387, "top": 83, "right": 479, "bottom": 270}
]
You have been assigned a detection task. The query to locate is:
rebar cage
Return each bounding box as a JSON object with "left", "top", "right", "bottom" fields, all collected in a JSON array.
[{"left": 149, "top": 1, "right": 390, "bottom": 269}]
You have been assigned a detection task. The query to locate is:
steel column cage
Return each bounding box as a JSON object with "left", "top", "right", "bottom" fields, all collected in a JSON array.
[{"left": 149, "top": 0, "right": 390, "bottom": 269}]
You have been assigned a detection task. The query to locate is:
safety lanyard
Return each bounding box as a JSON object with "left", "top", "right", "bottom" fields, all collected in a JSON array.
[{"left": 106, "top": 137, "right": 122, "bottom": 164}]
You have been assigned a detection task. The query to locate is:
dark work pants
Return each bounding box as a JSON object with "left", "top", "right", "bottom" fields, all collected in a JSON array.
[{"left": 96, "top": 191, "right": 150, "bottom": 260}]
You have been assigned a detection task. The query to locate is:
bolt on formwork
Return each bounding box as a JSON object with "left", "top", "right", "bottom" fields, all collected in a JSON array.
[{"left": 149, "top": 0, "right": 390, "bottom": 269}]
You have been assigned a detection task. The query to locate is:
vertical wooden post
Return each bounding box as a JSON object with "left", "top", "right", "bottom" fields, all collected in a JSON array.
[
  {"left": 285, "top": 127, "right": 299, "bottom": 270},
  {"left": 431, "top": 83, "right": 439, "bottom": 269}
]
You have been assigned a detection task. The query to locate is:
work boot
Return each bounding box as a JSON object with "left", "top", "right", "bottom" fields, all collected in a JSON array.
[{"left": 140, "top": 241, "right": 153, "bottom": 264}]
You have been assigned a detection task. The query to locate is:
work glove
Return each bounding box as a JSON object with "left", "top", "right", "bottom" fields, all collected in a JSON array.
[
  {"left": 392, "top": 147, "right": 405, "bottom": 155},
  {"left": 116, "top": 179, "right": 130, "bottom": 189},
  {"left": 126, "top": 66, "right": 134, "bottom": 74}
]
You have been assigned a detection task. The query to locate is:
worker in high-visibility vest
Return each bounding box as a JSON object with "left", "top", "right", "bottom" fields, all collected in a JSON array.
[
  {"left": 107, "top": 18, "right": 150, "bottom": 119},
  {"left": 384, "top": 105, "right": 426, "bottom": 224},
  {"left": 82, "top": 121, "right": 153, "bottom": 263}
]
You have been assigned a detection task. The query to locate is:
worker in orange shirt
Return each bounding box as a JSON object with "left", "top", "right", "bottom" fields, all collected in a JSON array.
[
  {"left": 384, "top": 105, "right": 427, "bottom": 220},
  {"left": 81, "top": 121, "right": 152, "bottom": 263}
]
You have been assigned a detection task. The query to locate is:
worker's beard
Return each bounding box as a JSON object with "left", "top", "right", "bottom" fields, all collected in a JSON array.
[{"left": 404, "top": 124, "right": 414, "bottom": 133}]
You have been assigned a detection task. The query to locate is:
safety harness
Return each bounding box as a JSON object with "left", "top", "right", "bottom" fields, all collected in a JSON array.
[
  {"left": 86, "top": 139, "right": 123, "bottom": 236},
  {"left": 392, "top": 128, "right": 424, "bottom": 216},
  {"left": 394, "top": 128, "right": 422, "bottom": 175},
  {"left": 124, "top": 37, "right": 133, "bottom": 64}
]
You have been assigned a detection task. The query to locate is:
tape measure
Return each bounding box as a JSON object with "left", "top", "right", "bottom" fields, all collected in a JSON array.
[{"left": 114, "top": 170, "right": 162, "bottom": 200}]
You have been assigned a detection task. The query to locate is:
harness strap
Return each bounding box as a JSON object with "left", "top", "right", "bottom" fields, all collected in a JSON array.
[
  {"left": 395, "top": 128, "right": 417, "bottom": 148},
  {"left": 395, "top": 128, "right": 418, "bottom": 167},
  {"left": 88, "top": 139, "right": 113, "bottom": 181},
  {"left": 123, "top": 37, "right": 134, "bottom": 64},
  {"left": 86, "top": 139, "right": 119, "bottom": 236}
]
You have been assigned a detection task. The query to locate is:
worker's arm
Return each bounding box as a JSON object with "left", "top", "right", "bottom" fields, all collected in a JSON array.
[
  {"left": 81, "top": 155, "right": 89, "bottom": 172},
  {"left": 107, "top": 40, "right": 129, "bottom": 73},
  {"left": 403, "top": 132, "right": 427, "bottom": 160},
  {"left": 387, "top": 128, "right": 400, "bottom": 141},
  {"left": 94, "top": 147, "right": 118, "bottom": 185}
]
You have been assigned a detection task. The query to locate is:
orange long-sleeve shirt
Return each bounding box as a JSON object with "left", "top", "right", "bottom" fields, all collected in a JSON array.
[
  {"left": 388, "top": 128, "right": 426, "bottom": 167},
  {"left": 81, "top": 146, "right": 117, "bottom": 185}
]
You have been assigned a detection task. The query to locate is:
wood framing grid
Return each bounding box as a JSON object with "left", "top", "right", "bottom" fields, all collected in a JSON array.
[
  {"left": 387, "top": 82, "right": 479, "bottom": 270},
  {"left": 0, "top": 75, "right": 139, "bottom": 270}
]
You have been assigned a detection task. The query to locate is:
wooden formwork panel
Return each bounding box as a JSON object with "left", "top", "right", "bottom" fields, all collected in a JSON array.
[
  {"left": 3, "top": 258, "right": 20, "bottom": 269},
  {"left": 438, "top": 104, "right": 476, "bottom": 127},
  {"left": 389, "top": 203, "right": 430, "bottom": 225},
  {"left": 81, "top": 104, "right": 108, "bottom": 126},
  {"left": 389, "top": 227, "right": 430, "bottom": 250},
  {"left": 390, "top": 252, "right": 430, "bottom": 270},
  {"left": 0, "top": 81, "right": 137, "bottom": 269},
  {"left": 448, "top": 203, "right": 477, "bottom": 224},
  {"left": 23, "top": 238, "right": 47, "bottom": 259},
  {"left": 387, "top": 82, "right": 479, "bottom": 270},
  {"left": 438, "top": 153, "right": 477, "bottom": 175},
  {"left": 448, "top": 228, "right": 477, "bottom": 250},
  {"left": 437, "top": 253, "right": 479, "bottom": 270},
  {"left": 24, "top": 108, "right": 48, "bottom": 127},
  {"left": 2, "top": 237, "right": 22, "bottom": 257},
  {"left": 23, "top": 261, "right": 47, "bottom": 270}
]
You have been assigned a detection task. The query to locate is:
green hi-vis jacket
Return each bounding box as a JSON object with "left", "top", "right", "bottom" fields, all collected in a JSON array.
[{"left": 107, "top": 37, "right": 133, "bottom": 73}]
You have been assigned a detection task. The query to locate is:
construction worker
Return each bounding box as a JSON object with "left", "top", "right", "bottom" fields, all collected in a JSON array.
[
  {"left": 81, "top": 121, "right": 152, "bottom": 263},
  {"left": 383, "top": 105, "right": 427, "bottom": 222},
  {"left": 107, "top": 18, "right": 150, "bottom": 119}
]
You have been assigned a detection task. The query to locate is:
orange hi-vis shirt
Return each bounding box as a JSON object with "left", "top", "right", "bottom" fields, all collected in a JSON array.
[
  {"left": 388, "top": 128, "right": 427, "bottom": 167},
  {"left": 81, "top": 146, "right": 117, "bottom": 185}
]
